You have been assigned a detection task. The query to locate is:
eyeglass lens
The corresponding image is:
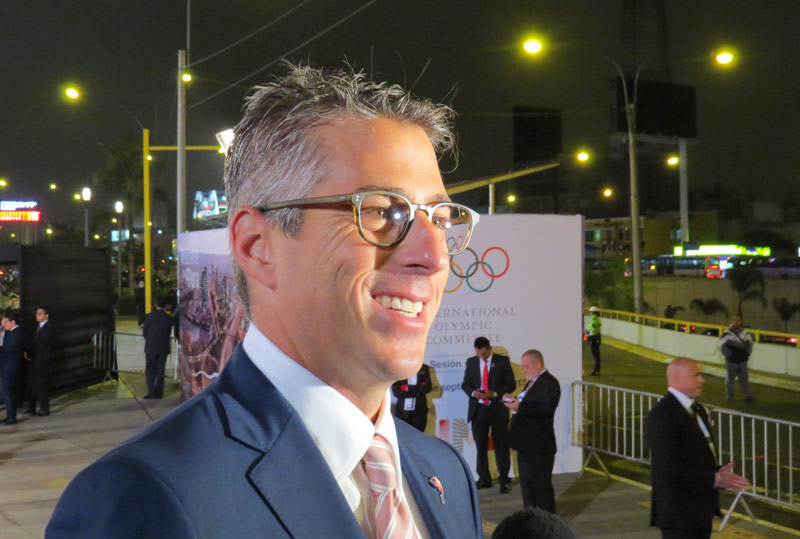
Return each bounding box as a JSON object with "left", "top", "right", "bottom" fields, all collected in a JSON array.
[{"left": 357, "top": 193, "right": 472, "bottom": 254}]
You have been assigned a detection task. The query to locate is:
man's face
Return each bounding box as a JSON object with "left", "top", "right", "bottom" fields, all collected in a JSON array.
[
  {"left": 475, "top": 346, "right": 492, "bottom": 361},
  {"left": 1, "top": 317, "right": 9, "bottom": 330},
  {"left": 731, "top": 315, "right": 742, "bottom": 328},
  {"left": 671, "top": 360, "right": 705, "bottom": 399},
  {"left": 35, "top": 309, "right": 48, "bottom": 322},
  {"left": 9, "top": 297, "right": 18, "bottom": 308},
  {"left": 521, "top": 355, "right": 541, "bottom": 381},
  {"left": 265, "top": 118, "right": 451, "bottom": 390}
]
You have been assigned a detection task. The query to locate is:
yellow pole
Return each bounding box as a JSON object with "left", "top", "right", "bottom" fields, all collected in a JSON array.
[{"left": 143, "top": 129, "right": 152, "bottom": 314}]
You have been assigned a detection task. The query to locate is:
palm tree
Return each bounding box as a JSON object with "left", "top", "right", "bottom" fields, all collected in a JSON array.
[
  {"left": 93, "top": 134, "right": 169, "bottom": 291},
  {"left": 726, "top": 266, "right": 767, "bottom": 318},
  {"left": 771, "top": 298, "right": 800, "bottom": 332},
  {"left": 663, "top": 304, "right": 685, "bottom": 319},
  {"left": 690, "top": 298, "right": 729, "bottom": 323}
]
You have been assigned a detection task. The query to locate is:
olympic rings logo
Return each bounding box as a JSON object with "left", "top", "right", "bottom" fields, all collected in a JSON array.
[{"left": 445, "top": 246, "right": 510, "bottom": 294}]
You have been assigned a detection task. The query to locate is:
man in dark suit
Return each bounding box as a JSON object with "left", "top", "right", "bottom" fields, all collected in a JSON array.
[
  {"left": 392, "top": 363, "right": 433, "bottom": 432},
  {"left": 142, "top": 296, "right": 175, "bottom": 399},
  {"left": 647, "top": 357, "right": 750, "bottom": 538},
  {"left": 0, "top": 310, "right": 25, "bottom": 425},
  {"left": 503, "top": 349, "right": 561, "bottom": 512},
  {"left": 462, "top": 336, "right": 516, "bottom": 493},
  {"left": 24, "top": 306, "right": 53, "bottom": 416},
  {"left": 48, "top": 62, "right": 483, "bottom": 537}
]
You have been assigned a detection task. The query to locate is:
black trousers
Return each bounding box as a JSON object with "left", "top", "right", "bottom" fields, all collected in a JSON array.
[
  {"left": 1, "top": 359, "right": 22, "bottom": 420},
  {"left": 145, "top": 352, "right": 168, "bottom": 398},
  {"left": 590, "top": 336, "right": 601, "bottom": 373},
  {"left": 397, "top": 412, "right": 427, "bottom": 432},
  {"left": 471, "top": 403, "right": 510, "bottom": 485},
  {"left": 26, "top": 356, "right": 49, "bottom": 414},
  {"left": 517, "top": 450, "right": 556, "bottom": 512}
]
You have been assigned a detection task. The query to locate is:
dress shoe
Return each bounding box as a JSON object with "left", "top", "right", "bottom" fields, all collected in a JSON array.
[
  {"left": 499, "top": 484, "right": 511, "bottom": 494},
  {"left": 589, "top": 371, "right": 599, "bottom": 376},
  {"left": 143, "top": 395, "right": 155, "bottom": 400},
  {"left": 476, "top": 480, "right": 492, "bottom": 489},
  {"left": 1, "top": 417, "right": 18, "bottom": 425},
  {"left": 36, "top": 411, "right": 50, "bottom": 417}
]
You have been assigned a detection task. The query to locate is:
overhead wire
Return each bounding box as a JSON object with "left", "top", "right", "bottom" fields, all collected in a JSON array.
[
  {"left": 189, "top": 0, "right": 381, "bottom": 109},
  {"left": 187, "top": 0, "right": 311, "bottom": 68}
]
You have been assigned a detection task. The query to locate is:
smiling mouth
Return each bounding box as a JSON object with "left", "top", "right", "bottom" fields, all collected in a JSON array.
[{"left": 375, "top": 295, "right": 423, "bottom": 318}]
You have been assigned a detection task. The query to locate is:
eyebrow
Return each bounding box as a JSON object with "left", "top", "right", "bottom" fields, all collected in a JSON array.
[{"left": 354, "top": 185, "right": 452, "bottom": 204}]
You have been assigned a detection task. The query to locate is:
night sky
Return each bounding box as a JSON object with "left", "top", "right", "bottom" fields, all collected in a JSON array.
[{"left": 3, "top": 0, "right": 799, "bottom": 228}]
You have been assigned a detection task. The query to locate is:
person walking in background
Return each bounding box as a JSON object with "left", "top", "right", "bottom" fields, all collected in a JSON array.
[
  {"left": 462, "top": 336, "right": 516, "bottom": 494},
  {"left": 586, "top": 306, "right": 602, "bottom": 375},
  {"left": 24, "top": 306, "right": 53, "bottom": 416},
  {"left": 0, "top": 310, "right": 25, "bottom": 425},
  {"left": 142, "top": 296, "right": 174, "bottom": 399},
  {"left": 392, "top": 363, "right": 432, "bottom": 432},
  {"left": 503, "top": 349, "right": 561, "bottom": 512},
  {"left": 647, "top": 357, "right": 750, "bottom": 538},
  {"left": 719, "top": 315, "right": 755, "bottom": 403}
]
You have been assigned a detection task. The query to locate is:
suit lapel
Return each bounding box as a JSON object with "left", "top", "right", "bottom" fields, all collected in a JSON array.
[
  {"left": 214, "top": 346, "right": 362, "bottom": 538},
  {"left": 396, "top": 426, "right": 450, "bottom": 538}
]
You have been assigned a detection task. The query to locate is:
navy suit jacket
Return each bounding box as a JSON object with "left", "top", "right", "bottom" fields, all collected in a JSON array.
[
  {"left": 47, "top": 345, "right": 482, "bottom": 538},
  {"left": 646, "top": 392, "right": 720, "bottom": 530},
  {"left": 29, "top": 321, "right": 54, "bottom": 363},
  {"left": 0, "top": 326, "right": 25, "bottom": 376},
  {"left": 142, "top": 309, "right": 174, "bottom": 356},
  {"left": 508, "top": 370, "right": 560, "bottom": 454}
]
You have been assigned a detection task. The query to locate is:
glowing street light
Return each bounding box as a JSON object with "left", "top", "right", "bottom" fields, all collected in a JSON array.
[
  {"left": 115, "top": 201, "right": 124, "bottom": 296},
  {"left": 49, "top": 183, "right": 57, "bottom": 190},
  {"left": 523, "top": 39, "right": 543, "bottom": 54},
  {"left": 182, "top": 72, "right": 193, "bottom": 83},
  {"left": 507, "top": 194, "right": 517, "bottom": 203},
  {"left": 602, "top": 187, "right": 614, "bottom": 198},
  {"left": 716, "top": 52, "right": 734, "bottom": 65},
  {"left": 576, "top": 151, "right": 590, "bottom": 162},
  {"left": 667, "top": 156, "right": 679, "bottom": 166},
  {"left": 0, "top": 178, "right": 8, "bottom": 187},
  {"left": 65, "top": 87, "right": 80, "bottom": 99},
  {"left": 78, "top": 187, "right": 92, "bottom": 246}
]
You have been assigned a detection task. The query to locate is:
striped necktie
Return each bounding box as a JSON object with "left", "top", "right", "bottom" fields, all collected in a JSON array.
[
  {"left": 691, "top": 402, "right": 718, "bottom": 459},
  {"left": 361, "top": 434, "right": 421, "bottom": 539}
]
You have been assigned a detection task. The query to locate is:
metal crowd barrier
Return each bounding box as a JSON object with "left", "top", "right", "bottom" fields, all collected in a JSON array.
[
  {"left": 92, "top": 331, "right": 178, "bottom": 383},
  {"left": 571, "top": 380, "right": 799, "bottom": 530}
]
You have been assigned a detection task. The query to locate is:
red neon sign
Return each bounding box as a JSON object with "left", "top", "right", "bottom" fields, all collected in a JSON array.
[{"left": 0, "top": 210, "right": 41, "bottom": 222}]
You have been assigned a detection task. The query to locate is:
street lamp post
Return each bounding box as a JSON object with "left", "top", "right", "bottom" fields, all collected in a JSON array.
[
  {"left": 610, "top": 61, "right": 644, "bottom": 315},
  {"left": 115, "top": 201, "right": 124, "bottom": 297},
  {"left": 81, "top": 187, "right": 92, "bottom": 247}
]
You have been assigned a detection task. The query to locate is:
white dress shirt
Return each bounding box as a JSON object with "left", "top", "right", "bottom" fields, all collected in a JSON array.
[
  {"left": 667, "top": 387, "right": 711, "bottom": 438},
  {"left": 243, "top": 324, "right": 428, "bottom": 537}
]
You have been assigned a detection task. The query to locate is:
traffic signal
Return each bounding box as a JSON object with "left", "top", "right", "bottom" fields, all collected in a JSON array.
[{"left": 137, "top": 265, "right": 146, "bottom": 273}]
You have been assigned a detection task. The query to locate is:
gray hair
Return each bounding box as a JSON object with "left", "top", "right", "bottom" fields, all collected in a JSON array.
[
  {"left": 225, "top": 61, "right": 457, "bottom": 317},
  {"left": 522, "top": 349, "right": 544, "bottom": 366}
]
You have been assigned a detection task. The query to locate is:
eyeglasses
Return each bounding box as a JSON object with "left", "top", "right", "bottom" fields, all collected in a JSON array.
[{"left": 257, "top": 190, "right": 480, "bottom": 256}]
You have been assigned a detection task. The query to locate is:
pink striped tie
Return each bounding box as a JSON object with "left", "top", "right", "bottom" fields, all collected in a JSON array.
[{"left": 361, "top": 434, "right": 421, "bottom": 539}]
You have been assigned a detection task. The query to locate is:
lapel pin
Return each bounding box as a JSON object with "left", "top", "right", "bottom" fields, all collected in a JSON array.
[{"left": 427, "top": 475, "right": 445, "bottom": 505}]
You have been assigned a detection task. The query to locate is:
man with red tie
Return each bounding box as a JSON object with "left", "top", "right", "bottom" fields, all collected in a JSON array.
[{"left": 462, "top": 336, "right": 516, "bottom": 493}]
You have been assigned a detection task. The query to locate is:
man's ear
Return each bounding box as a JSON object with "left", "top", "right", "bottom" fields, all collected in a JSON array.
[{"left": 230, "top": 206, "right": 278, "bottom": 290}]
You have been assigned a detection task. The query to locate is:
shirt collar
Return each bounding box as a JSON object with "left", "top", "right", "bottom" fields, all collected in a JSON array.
[
  {"left": 667, "top": 387, "right": 694, "bottom": 410},
  {"left": 242, "top": 324, "right": 401, "bottom": 486}
]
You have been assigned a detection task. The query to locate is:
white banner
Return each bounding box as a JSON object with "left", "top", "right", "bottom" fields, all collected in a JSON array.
[{"left": 424, "top": 214, "right": 584, "bottom": 475}]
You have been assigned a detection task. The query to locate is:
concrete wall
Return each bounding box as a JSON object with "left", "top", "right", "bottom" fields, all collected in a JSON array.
[
  {"left": 643, "top": 276, "right": 800, "bottom": 334},
  {"left": 601, "top": 317, "right": 800, "bottom": 378}
]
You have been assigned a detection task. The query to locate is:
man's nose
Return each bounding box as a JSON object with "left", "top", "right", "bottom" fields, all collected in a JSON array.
[{"left": 393, "top": 210, "right": 449, "bottom": 272}]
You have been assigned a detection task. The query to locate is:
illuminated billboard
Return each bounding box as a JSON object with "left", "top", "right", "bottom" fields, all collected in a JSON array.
[
  {"left": 193, "top": 190, "right": 227, "bottom": 220},
  {"left": 0, "top": 201, "right": 40, "bottom": 222}
]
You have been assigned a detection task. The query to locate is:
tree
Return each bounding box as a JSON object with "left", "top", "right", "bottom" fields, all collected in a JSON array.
[
  {"left": 93, "top": 134, "right": 169, "bottom": 291},
  {"left": 690, "top": 298, "right": 729, "bottom": 323},
  {"left": 771, "top": 298, "right": 800, "bottom": 332},
  {"left": 726, "top": 266, "right": 767, "bottom": 319},
  {"left": 663, "top": 304, "right": 685, "bottom": 319}
]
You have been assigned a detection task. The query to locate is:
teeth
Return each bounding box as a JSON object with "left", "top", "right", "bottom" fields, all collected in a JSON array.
[{"left": 377, "top": 295, "right": 423, "bottom": 316}]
